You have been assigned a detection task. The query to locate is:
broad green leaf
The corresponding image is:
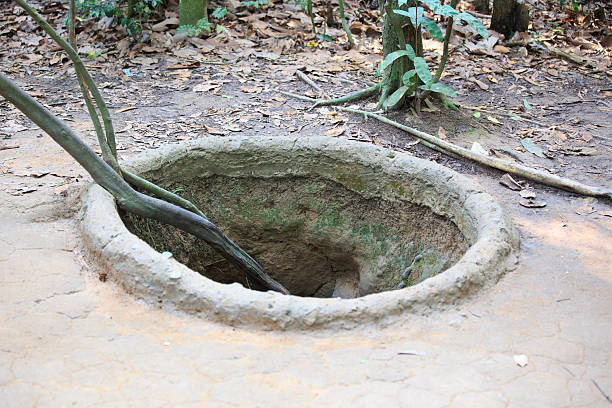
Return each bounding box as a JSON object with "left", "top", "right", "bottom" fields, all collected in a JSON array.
[
  {"left": 402, "top": 69, "right": 417, "bottom": 86},
  {"left": 436, "top": 4, "right": 459, "bottom": 17},
  {"left": 523, "top": 99, "right": 533, "bottom": 110},
  {"left": 383, "top": 86, "right": 410, "bottom": 110},
  {"left": 430, "top": 82, "right": 457, "bottom": 97},
  {"left": 414, "top": 57, "right": 432, "bottom": 84},
  {"left": 419, "top": 0, "right": 441, "bottom": 12},
  {"left": 421, "top": 17, "right": 443, "bottom": 41},
  {"left": 376, "top": 48, "right": 416, "bottom": 76},
  {"left": 457, "top": 12, "right": 488, "bottom": 39},
  {"left": 473, "top": 112, "right": 481, "bottom": 118},
  {"left": 393, "top": 7, "right": 424, "bottom": 28}
]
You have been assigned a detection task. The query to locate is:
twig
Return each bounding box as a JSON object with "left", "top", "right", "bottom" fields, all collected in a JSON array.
[
  {"left": 592, "top": 379, "right": 612, "bottom": 404},
  {"left": 0, "top": 145, "right": 19, "bottom": 151},
  {"left": 337, "top": 106, "right": 612, "bottom": 200},
  {"left": 295, "top": 70, "right": 324, "bottom": 95}
]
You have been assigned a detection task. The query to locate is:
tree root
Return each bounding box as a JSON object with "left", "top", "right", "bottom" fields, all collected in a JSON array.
[
  {"left": 278, "top": 83, "right": 381, "bottom": 109},
  {"left": 11, "top": 0, "right": 290, "bottom": 295},
  {"left": 338, "top": 107, "right": 612, "bottom": 200}
]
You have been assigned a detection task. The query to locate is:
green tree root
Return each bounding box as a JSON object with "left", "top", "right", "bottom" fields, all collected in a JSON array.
[
  {"left": 338, "top": 106, "right": 612, "bottom": 200},
  {"left": 278, "top": 83, "right": 381, "bottom": 108},
  {"left": 27, "top": 0, "right": 212, "bottom": 221},
  {"left": 0, "top": 72, "right": 290, "bottom": 294},
  {"left": 338, "top": 0, "right": 355, "bottom": 48}
]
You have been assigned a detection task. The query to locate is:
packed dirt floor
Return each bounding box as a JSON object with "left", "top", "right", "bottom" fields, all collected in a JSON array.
[{"left": 1, "top": 0, "right": 612, "bottom": 405}]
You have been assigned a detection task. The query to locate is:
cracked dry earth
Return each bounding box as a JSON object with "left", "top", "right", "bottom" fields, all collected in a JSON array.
[
  {"left": 1, "top": 124, "right": 611, "bottom": 408},
  {"left": 0, "top": 78, "right": 611, "bottom": 406}
]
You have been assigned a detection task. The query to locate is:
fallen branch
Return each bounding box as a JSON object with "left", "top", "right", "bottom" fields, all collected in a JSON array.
[{"left": 338, "top": 106, "right": 612, "bottom": 200}]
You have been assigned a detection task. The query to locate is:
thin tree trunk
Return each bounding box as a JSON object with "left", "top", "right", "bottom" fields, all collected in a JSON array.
[
  {"left": 0, "top": 72, "right": 289, "bottom": 295},
  {"left": 491, "top": 0, "right": 529, "bottom": 38}
]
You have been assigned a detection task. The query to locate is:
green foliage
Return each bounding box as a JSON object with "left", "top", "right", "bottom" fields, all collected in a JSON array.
[
  {"left": 241, "top": 0, "right": 268, "bottom": 9},
  {"left": 176, "top": 17, "right": 211, "bottom": 37},
  {"left": 211, "top": 6, "right": 227, "bottom": 19},
  {"left": 379, "top": 0, "right": 486, "bottom": 108},
  {"left": 75, "top": 0, "right": 164, "bottom": 36},
  {"left": 286, "top": 0, "right": 309, "bottom": 11},
  {"left": 376, "top": 46, "right": 416, "bottom": 76}
]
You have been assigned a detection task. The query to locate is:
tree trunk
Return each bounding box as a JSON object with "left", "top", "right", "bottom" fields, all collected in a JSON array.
[
  {"left": 379, "top": 0, "right": 413, "bottom": 108},
  {"left": 179, "top": 0, "right": 208, "bottom": 26},
  {"left": 491, "top": 0, "right": 529, "bottom": 38},
  {"left": 472, "top": 0, "right": 490, "bottom": 14}
]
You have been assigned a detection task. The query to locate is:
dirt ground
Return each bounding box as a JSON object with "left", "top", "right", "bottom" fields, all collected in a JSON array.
[{"left": 1, "top": 0, "right": 611, "bottom": 406}]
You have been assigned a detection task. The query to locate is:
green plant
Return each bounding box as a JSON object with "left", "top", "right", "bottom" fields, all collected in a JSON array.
[
  {"left": 75, "top": 0, "right": 164, "bottom": 36},
  {"left": 241, "top": 0, "right": 268, "bottom": 9},
  {"left": 176, "top": 17, "right": 211, "bottom": 36},
  {"left": 376, "top": 0, "right": 487, "bottom": 110},
  {"left": 211, "top": 6, "right": 227, "bottom": 19}
]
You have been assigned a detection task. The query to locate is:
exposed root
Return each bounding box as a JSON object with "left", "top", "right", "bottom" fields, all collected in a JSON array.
[
  {"left": 278, "top": 83, "right": 381, "bottom": 108},
  {"left": 339, "top": 106, "right": 612, "bottom": 200}
]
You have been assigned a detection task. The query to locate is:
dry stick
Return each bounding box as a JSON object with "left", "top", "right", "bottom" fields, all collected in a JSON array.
[
  {"left": 338, "top": 106, "right": 612, "bottom": 200},
  {"left": 592, "top": 379, "right": 612, "bottom": 404},
  {"left": 0, "top": 73, "right": 289, "bottom": 294},
  {"left": 295, "top": 70, "right": 324, "bottom": 95}
]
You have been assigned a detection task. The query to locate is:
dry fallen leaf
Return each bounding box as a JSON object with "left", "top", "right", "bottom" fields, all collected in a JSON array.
[
  {"left": 520, "top": 199, "right": 547, "bottom": 208},
  {"left": 471, "top": 142, "right": 489, "bottom": 156},
  {"left": 473, "top": 79, "right": 489, "bottom": 90},
  {"left": 204, "top": 125, "right": 227, "bottom": 135},
  {"left": 487, "top": 115, "right": 502, "bottom": 125},
  {"left": 240, "top": 86, "right": 263, "bottom": 94},
  {"left": 519, "top": 189, "right": 536, "bottom": 199},
  {"left": 576, "top": 198, "right": 597, "bottom": 216},
  {"left": 53, "top": 184, "right": 71, "bottom": 195},
  {"left": 437, "top": 126, "right": 447, "bottom": 140},
  {"left": 513, "top": 354, "right": 528, "bottom": 367},
  {"left": 326, "top": 126, "right": 345, "bottom": 137}
]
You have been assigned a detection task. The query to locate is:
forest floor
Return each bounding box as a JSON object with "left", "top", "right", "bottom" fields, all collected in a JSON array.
[{"left": 1, "top": 0, "right": 611, "bottom": 406}]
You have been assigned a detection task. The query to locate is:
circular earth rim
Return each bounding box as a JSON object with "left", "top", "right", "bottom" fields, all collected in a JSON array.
[{"left": 79, "top": 136, "right": 520, "bottom": 330}]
